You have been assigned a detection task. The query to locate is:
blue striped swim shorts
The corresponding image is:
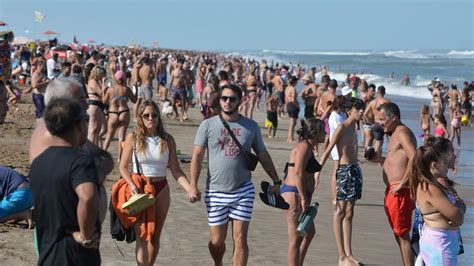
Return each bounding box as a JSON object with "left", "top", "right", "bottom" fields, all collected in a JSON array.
[{"left": 205, "top": 181, "right": 255, "bottom": 226}]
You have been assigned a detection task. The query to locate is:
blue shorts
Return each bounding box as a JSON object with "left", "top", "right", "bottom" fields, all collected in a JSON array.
[
  {"left": 157, "top": 73, "right": 167, "bottom": 85},
  {"left": 32, "top": 93, "right": 45, "bottom": 118},
  {"left": 0, "top": 188, "right": 33, "bottom": 218}
]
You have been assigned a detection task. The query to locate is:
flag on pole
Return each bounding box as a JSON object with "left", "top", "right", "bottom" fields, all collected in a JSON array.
[
  {"left": 35, "top": 11, "right": 45, "bottom": 23},
  {"left": 73, "top": 35, "right": 78, "bottom": 44}
]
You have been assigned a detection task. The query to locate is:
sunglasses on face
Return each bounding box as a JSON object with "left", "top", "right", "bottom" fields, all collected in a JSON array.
[
  {"left": 220, "top": 96, "right": 238, "bottom": 103},
  {"left": 141, "top": 112, "right": 159, "bottom": 119}
]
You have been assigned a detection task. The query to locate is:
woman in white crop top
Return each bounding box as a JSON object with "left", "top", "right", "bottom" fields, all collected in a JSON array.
[{"left": 119, "top": 100, "right": 192, "bottom": 266}]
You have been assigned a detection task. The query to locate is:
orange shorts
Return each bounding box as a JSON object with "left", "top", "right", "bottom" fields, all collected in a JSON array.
[{"left": 384, "top": 186, "right": 415, "bottom": 237}]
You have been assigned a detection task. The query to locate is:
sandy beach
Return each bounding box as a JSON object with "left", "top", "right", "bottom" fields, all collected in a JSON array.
[{"left": 0, "top": 93, "right": 472, "bottom": 265}]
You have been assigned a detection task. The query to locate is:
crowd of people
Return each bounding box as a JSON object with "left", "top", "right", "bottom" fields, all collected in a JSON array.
[{"left": 0, "top": 38, "right": 472, "bottom": 266}]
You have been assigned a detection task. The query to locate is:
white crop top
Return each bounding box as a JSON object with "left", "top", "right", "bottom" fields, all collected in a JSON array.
[{"left": 132, "top": 136, "right": 169, "bottom": 177}]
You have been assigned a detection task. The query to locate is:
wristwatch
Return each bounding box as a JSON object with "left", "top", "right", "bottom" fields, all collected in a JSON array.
[{"left": 273, "top": 179, "right": 282, "bottom": 185}]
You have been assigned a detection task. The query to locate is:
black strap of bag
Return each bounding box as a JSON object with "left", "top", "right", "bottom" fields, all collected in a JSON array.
[
  {"left": 219, "top": 114, "right": 245, "bottom": 152},
  {"left": 133, "top": 146, "right": 142, "bottom": 176},
  {"left": 219, "top": 114, "right": 258, "bottom": 171},
  {"left": 132, "top": 135, "right": 146, "bottom": 190}
]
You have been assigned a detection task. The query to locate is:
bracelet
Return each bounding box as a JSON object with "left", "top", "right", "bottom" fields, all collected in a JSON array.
[
  {"left": 81, "top": 238, "right": 93, "bottom": 247},
  {"left": 273, "top": 179, "right": 282, "bottom": 185},
  {"left": 78, "top": 234, "right": 93, "bottom": 247}
]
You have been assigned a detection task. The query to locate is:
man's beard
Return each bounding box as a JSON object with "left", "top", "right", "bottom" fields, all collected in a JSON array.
[{"left": 222, "top": 106, "right": 238, "bottom": 115}]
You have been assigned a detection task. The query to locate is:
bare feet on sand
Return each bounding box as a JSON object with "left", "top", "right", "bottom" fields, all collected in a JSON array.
[
  {"left": 6, "top": 209, "right": 34, "bottom": 229},
  {"left": 339, "top": 256, "right": 361, "bottom": 266},
  {"left": 21, "top": 209, "right": 33, "bottom": 229}
]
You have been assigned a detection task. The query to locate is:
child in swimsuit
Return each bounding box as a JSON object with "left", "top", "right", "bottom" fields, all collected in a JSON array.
[
  {"left": 265, "top": 93, "right": 278, "bottom": 138},
  {"left": 420, "top": 105, "right": 430, "bottom": 141},
  {"left": 450, "top": 103, "right": 463, "bottom": 146},
  {"left": 410, "top": 137, "right": 465, "bottom": 265},
  {"left": 433, "top": 114, "right": 448, "bottom": 139},
  {"left": 6, "top": 81, "right": 22, "bottom": 113}
]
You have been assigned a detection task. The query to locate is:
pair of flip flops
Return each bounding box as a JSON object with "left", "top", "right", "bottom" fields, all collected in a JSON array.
[{"left": 259, "top": 181, "right": 290, "bottom": 210}]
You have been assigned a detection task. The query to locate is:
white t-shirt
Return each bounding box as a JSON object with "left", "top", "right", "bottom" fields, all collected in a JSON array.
[
  {"left": 46, "top": 58, "right": 60, "bottom": 80},
  {"left": 328, "top": 111, "right": 348, "bottom": 160}
]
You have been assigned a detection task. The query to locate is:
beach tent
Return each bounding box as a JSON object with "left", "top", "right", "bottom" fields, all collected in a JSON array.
[
  {"left": 0, "top": 31, "right": 14, "bottom": 42},
  {"left": 44, "top": 47, "right": 68, "bottom": 62},
  {"left": 13, "top": 36, "right": 35, "bottom": 45},
  {"left": 56, "top": 44, "right": 71, "bottom": 51}
]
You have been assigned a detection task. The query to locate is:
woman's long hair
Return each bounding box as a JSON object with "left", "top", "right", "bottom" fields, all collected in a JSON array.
[
  {"left": 135, "top": 100, "right": 168, "bottom": 155},
  {"left": 297, "top": 118, "right": 325, "bottom": 142},
  {"left": 409, "top": 136, "right": 453, "bottom": 198},
  {"left": 89, "top": 65, "right": 106, "bottom": 81}
]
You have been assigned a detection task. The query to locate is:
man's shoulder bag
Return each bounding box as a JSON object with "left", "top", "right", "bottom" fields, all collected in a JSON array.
[{"left": 219, "top": 115, "right": 258, "bottom": 171}]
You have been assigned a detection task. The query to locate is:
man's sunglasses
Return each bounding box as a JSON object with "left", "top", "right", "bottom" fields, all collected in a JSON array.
[{"left": 220, "top": 96, "right": 238, "bottom": 103}]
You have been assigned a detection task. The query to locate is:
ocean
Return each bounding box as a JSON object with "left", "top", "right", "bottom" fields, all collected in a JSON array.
[
  {"left": 230, "top": 49, "right": 474, "bottom": 100},
  {"left": 232, "top": 49, "right": 473, "bottom": 264}
]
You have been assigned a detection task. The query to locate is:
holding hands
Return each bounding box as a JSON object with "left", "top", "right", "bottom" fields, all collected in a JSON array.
[{"left": 187, "top": 185, "right": 201, "bottom": 203}]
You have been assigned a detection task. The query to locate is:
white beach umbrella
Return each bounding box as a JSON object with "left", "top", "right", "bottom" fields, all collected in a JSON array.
[{"left": 13, "top": 36, "right": 35, "bottom": 45}]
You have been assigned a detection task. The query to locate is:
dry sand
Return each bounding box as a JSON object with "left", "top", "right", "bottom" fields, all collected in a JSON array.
[{"left": 0, "top": 95, "right": 468, "bottom": 265}]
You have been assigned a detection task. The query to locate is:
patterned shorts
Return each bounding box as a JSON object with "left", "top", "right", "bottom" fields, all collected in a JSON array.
[
  {"left": 205, "top": 181, "right": 255, "bottom": 226},
  {"left": 171, "top": 87, "right": 187, "bottom": 102},
  {"left": 336, "top": 164, "right": 363, "bottom": 201}
]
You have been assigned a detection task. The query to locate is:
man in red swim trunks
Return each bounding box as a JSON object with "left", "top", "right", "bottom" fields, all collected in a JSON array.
[{"left": 373, "top": 102, "right": 416, "bottom": 266}]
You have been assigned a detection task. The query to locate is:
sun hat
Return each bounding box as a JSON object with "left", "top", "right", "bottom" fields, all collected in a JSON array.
[
  {"left": 302, "top": 74, "right": 312, "bottom": 82},
  {"left": 341, "top": 86, "right": 352, "bottom": 96}
]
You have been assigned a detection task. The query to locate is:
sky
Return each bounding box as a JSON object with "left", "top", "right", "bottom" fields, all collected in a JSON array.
[{"left": 0, "top": 0, "right": 472, "bottom": 52}]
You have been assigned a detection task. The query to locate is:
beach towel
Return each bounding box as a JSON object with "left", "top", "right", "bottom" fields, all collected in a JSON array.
[{"left": 111, "top": 173, "right": 156, "bottom": 241}]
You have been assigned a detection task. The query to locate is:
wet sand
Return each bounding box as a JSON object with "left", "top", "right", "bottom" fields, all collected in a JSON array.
[{"left": 0, "top": 94, "right": 471, "bottom": 265}]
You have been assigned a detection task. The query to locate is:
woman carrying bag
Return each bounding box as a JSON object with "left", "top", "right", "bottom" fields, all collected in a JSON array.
[{"left": 119, "top": 100, "right": 194, "bottom": 266}]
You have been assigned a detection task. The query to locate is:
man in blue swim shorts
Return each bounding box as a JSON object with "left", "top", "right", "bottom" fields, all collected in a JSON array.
[
  {"left": 169, "top": 58, "right": 189, "bottom": 121},
  {"left": 156, "top": 57, "right": 168, "bottom": 86}
]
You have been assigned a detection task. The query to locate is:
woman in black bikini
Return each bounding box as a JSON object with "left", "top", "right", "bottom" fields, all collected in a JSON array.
[
  {"left": 86, "top": 65, "right": 107, "bottom": 147},
  {"left": 103, "top": 70, "right": 137, "bottom": 159},
  {"left": 245, "top": 66, "right": 258, "bottom": 120},
  {"left": 281, "top": 118, "right": 326, "bottom": 266}
]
